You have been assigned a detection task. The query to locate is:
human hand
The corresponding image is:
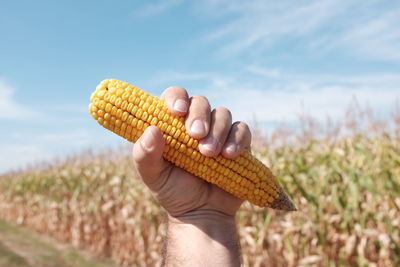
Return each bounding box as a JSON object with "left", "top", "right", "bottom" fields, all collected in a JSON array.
[{"left": 132, "top": 86, "right": 252, "bottom": 219}]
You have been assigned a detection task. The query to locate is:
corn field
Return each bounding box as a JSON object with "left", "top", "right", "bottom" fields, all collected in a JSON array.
[{"left": 0, "top": 106, "right": 399, "bottom": 266}]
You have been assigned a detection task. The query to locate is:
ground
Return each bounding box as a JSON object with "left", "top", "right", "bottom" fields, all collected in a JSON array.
[{"left": 0, "top": 219, "right": 115, "bottom": 267}]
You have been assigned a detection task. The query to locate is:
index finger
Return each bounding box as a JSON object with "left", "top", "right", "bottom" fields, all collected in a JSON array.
[{"left": 160, "top": 86, "right": 190, "bottom": 117}]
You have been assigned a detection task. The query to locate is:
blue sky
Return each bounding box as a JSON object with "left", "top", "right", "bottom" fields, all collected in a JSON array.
[{"left": 1, "top": 0, "right": 399, "bottom": 173}]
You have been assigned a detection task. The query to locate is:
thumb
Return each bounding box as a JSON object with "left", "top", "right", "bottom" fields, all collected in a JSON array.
[{"left": 132, "top": 126, "right": 168, "bottom": 190}]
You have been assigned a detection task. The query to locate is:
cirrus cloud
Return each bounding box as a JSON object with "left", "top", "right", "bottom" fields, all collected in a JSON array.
[{"left": 0, "top": 78, "right": 40, "bottom": 120}]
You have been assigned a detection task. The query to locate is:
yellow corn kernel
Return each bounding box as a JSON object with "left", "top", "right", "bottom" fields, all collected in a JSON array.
[{"left": 105, "top": 103, "right": 112, "bottom": 113}]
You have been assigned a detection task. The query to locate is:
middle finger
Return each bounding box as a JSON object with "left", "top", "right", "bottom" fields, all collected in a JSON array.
[
  {"left": 199, "top": 107, "right": 232, "bottom": 157},
  {"left": 186, "top": 95, "right": 211, "bottom": 139}
]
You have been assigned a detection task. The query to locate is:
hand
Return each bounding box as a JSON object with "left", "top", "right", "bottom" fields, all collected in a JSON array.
[{"left": 132, "top": 86, "right": 252, "bottom": 218}]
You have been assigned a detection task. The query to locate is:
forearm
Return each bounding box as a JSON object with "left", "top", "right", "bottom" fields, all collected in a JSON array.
[{"left": 163, "top": 210, "right": 241, "bottom": 267}]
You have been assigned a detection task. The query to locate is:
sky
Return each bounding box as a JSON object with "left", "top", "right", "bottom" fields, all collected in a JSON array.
[{"left": 0, "top": 0, "right": 399, "bottom": 173}]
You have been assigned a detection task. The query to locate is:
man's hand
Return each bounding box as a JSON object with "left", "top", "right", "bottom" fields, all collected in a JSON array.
[
  {"left": 132, "top": 86, "right": 251, "bottom": 266},
  {"left": 132, "top": 86, "right": 252, "bottom": 218}
]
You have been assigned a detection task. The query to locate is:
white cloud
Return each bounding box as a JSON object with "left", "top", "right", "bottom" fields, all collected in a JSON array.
[
  {"left": 0, "top": 129, "right": 127, "bottom": 174},
  {"left": 323, "top": 9, "right": 400, "bottom": 60},
  {"left": 226, "top": 84, "right": 395, "bottom": 123},
  {"left": 246, "top": 65, "right": 281, "bottom": 78},
  {"left": 206, "top": 80, "right": 397, "bottom": 124},
  {"left": 134, "top": 0, "right": 184, "bottom": 18},
  {"left": 0, "top": 78, "right": 40, "bottom": 120},
  {"left": 198, "top": 0, "right": 400, "bottom": 61},
  {"left": 143, "top": 68, "right": 399, "bottom": 125},
  {"left": 0, "top": 144, "right": 47, "bottom": 173}
]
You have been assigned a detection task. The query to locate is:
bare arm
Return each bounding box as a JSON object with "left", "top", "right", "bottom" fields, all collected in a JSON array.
[{"left": 164, "top": 211, "right": 240, "bottom": 267}]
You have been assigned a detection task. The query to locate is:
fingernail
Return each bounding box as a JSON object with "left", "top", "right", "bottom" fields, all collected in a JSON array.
[
  {"left": 190, "top": 120, "right": 206, "bottom": 135},
  {"left": 141, "top": 129, "right": 155, "bottom": 151},
  {"left": 225, "top": 143, "right": 237, "bottom": 154},
  {"left": 173, "top": 99, "right": 188, "bottom": 113},
  {"left": 201, "top": 136, "right": 218, "bottom": 152}
]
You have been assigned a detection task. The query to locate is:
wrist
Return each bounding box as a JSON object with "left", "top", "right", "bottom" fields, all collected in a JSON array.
[
  {"left": 164, "top": 209, "right": 241, "bottom": 267},
  {"left": 167, "top": 208, "right": 237, "bottom": 226}
]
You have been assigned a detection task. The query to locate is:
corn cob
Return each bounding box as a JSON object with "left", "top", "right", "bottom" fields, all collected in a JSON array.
[{"left": 89, "top": 79, "right": 296, "bottom": 211}]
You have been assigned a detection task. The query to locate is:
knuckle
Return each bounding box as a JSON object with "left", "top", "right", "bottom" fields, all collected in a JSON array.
[
  {"left": 214, "top": 106, "right": 232, "bottom": 117},
  {"left": 192, "top": 94, "right": 208, "bottom": 102},
  {"left": 166, "top": 85, "right": 185, "bottom": 92},
  {"left": 234, "top": 121, "right": 251, "bottom": 133},
  {"left": 164, "top": 86, "right": 187, "bottom": 97},
  {"left": 191, "top": 95, "right": 211, "bottom": 111}
]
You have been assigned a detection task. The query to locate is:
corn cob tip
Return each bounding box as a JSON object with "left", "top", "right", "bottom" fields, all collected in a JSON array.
[{"left": 269, "top": 190, "right": 297, "bottom": 211}]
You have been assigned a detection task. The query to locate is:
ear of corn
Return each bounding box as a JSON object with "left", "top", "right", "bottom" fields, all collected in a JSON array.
[{"left": 89, "top": 79, "right": 296, "bottom": 211}]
